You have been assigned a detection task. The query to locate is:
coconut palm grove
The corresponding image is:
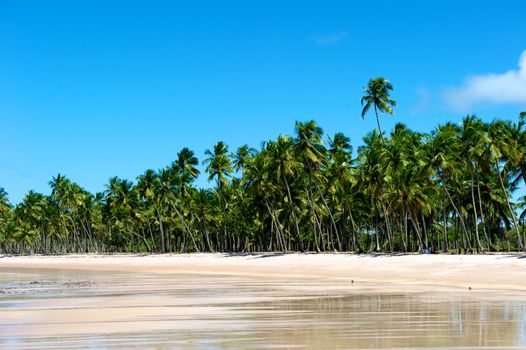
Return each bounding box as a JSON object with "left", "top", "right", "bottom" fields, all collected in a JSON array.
[{"left": 1, "top": 78, "right": 526, "bottom": 254}]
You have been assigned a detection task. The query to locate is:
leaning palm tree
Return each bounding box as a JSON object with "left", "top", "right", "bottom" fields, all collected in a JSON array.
[{"left": 361, "top": 77, "right": 396, "bottom": 141}]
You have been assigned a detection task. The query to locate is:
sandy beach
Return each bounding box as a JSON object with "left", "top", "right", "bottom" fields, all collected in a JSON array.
[
  {"left": 2, "top": 253, "right": 526, "bottom": 349},
  {"left": 1, "top": 252, "right": 525, "bottom": 291}
]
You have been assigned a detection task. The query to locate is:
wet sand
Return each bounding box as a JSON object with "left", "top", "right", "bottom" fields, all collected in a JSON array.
[{"left": 1, "top": 254, "right": 526, "bottom": 349}]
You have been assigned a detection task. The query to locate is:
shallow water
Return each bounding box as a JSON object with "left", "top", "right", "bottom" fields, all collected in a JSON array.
[{"left": 1, "top": 268, "right": 525, "bottom": 349}]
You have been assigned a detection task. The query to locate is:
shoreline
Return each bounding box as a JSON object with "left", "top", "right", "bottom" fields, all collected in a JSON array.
[{"left": 1, "top": 252, "right": 526, "bottom": 294}]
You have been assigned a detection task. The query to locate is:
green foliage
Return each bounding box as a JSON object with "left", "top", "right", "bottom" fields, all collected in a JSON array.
[
  {"left": 1, "top": 106, "right": 526, "bottom": 254},
  {"left": 361, "top": 77, "right": 397, "bottom": 140}
]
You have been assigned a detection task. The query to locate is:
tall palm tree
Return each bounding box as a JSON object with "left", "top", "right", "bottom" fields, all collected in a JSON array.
[
  {"left": 268, "top": 135, "right": 303, "bottom": 251},
  {"left": 204, "top": 141, "right": 233, "bottom": 191},
  {"left": 427, "top": 122, "right": 467, "bottom": 251},
  {"left": 191, "top": 188, "right": 215, "bottom": 251},
  {"left": 173, "top": 148, "right": 200, "bottom": 225},
  {"left": 356, "top": 130, "right": 389, "bottom": 251},
  {"left": 384, "top": 124, "right": 432, "bottom": 252},
  {"left": 361, "top": 77, "right": 396, "bottom": 141},
  {"left": 488, "top": 120, "right": 524, "bottom": 250},
  {"left": 327, "top": 133, "right": 359, "bottom": 251},
  {"left": 243, "top": 150, "right": 284, "bottom": 250},
  {"left": 137, "top": 169, "right": 167, "bottom": 252},
  {"left": 461, "top": 115, "right": 488, "bottom": 252},
  {"left": 14, "top": 190, "right": 46, "bottom": 251},
  {"left": 203, "top": 141, "right": 233, "bottom": 251},
  {"left": 294, "top": 121, "right": 326, "bottom": 250}
]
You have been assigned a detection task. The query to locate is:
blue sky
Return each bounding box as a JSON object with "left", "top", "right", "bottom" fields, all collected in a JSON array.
[{"left": 1, "top": 0, "right": 525, "bottom": 203}]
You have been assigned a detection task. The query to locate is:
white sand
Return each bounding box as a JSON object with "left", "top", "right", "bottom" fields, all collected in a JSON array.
[{"left": 1, "top": 253, "right": 525, "bottom": 291}]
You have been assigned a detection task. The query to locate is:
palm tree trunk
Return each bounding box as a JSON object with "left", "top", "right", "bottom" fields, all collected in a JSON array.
[
  {"left": 374, "top": 105, "right": 384, "bottom": 142},
  {"left": 442, "top": 192, "right": 448, "bottom": 252},
  {"left": 440, "top": 173, "right": 469, "bottom": 241},
  {"left": 305, "top": 184, "right": 321, "bottom": 252},
  {"left": 265, "top": 200, "right": 285, "bottom": 251},
  {"left": 381, "top": 200, "right": 393, "bottom": 252},
  {"left": 470, "top": 174, "right": 483, "bottom": 252},
  {"left": 476, "top": 181, "right": 490, "bottom": 250},
  {"left": 421, "top": 212, "right": 429, "bottom": 249},
  {"left": 170, "top": 201, "right": 199, "bottom": 252},
  {"left": 402, "top": 210, "right": 408, "bottom": 252},
  {"left": 495, "top": 160, "right": 523, "bottom": 249},
  {"left": 283, "top": 177, "right": 304, "bottom": 252},
  {"left": 409, "top": 210, "right": 424, "bottom": 252},
  {"left": 147, "top": 219, "right": 157, "bottom": 252},
  {"left": 346, "top": 200, "right": 359, "bottom": 252},
  {"left": 315, "top": 183, "right": 342, "bottom": 250},
  {"left": 153, "top": 205, "right": 166, "bottom": 253}
]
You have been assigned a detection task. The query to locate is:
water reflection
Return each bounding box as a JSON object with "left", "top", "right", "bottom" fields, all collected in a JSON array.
[
  {"left": 0, "top": 268, "right": 525, "bottom": 349},
  {"left": 245, "top": 295, "right": 526, "bottom": 349}
]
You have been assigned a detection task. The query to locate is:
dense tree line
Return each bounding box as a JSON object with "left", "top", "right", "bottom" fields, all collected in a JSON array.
[{"left": 1, "top": 79, "right": 526, "bottom": 254}]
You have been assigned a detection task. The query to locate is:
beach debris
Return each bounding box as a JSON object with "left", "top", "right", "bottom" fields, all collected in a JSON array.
[{"left": 63, "top": 281, "right": 96, "bottom": 288}]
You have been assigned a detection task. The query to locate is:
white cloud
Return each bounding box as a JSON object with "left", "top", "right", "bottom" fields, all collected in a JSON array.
[
  {"left": 311, "top": 31, "right": 347, "bottom": 46},
  {"left": 443, "top": 50, "right": 526, "bottom": 111}
]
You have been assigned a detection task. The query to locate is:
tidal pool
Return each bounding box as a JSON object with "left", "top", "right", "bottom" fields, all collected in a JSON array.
[{"left": 1, "top": 267, "right": 525, "bottom": 349}]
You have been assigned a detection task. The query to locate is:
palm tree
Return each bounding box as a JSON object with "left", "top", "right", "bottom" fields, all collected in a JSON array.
[
  {"left": 233, "top": 144, "right": 256, "bottom": 174},
  {"left": 384, "top": 124, "right": 432, "bottom": 252},
  {"left": 361, "top": 77, "right": 396, "bottom": 141},
  {"left": 137, "top": 169, "right": 167, "bottom": 252},
  {"left": 488, "top": 120, "right": 524, "bottom": 250},
  {"left": 356, "top": 130, "right": 389, "bottom": 251},
  {"left": 427, "top": 122, "right": 467, "bottom": 252},
  {"left": 191, "top": 188, "right": 215, "bottom": 251},
  {"left": 3, "top": 91, "right": 526, "bottom": 254},
  {"left": 267, "top": 135, "right": 303, "bottom": 251},
  {"left": 294, "top": 121, "right": 329, "bottom": 251},
  {"left": 14, "top": 190, "right": 46, "bottom": 252},
  {"left": 243, "top": 150, "right": 285, "bottom": 251},
  {"left": 204, "top": 142, "right": 233, "bottom": 251},
  {"left": 204, "top": 141, "right": 233, "bottom": 191},
  {"left": 327, "top": 133, "right": 359, "bottom": 251},
  {"left": 0, "top": 188, "right": 11, "bottom": 223},
  {"left": 174, "top": 147, "right": 200, "bottom": 181},
  {"left": 461, "top": 115, "right": 488, "bottom": 252}
]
